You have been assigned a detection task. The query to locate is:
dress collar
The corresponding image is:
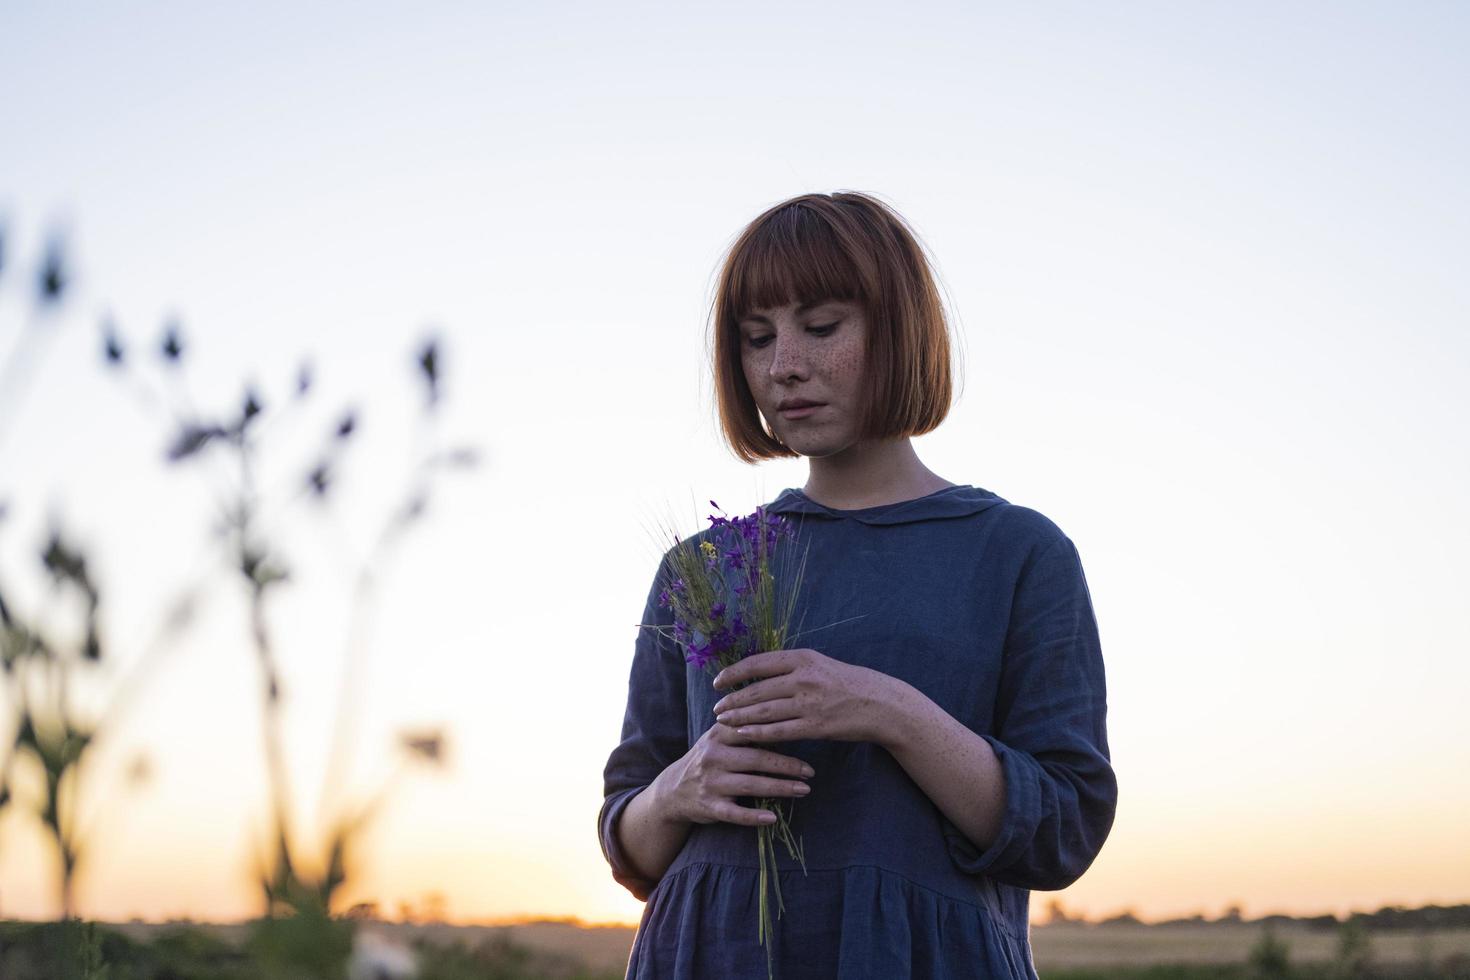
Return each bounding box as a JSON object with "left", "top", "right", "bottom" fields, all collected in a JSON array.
[{"left": 765, "top": 484, "right": 1007, "bottom": 526}]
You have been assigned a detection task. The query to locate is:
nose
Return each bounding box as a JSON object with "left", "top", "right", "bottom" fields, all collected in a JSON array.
[{"left": 768, "top": 330, "right": 809, "bottom": 383}]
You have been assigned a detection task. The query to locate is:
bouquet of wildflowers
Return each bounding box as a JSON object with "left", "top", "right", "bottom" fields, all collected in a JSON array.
[{"left": 651, "top": 500, "right": 811, "bottom": 977}]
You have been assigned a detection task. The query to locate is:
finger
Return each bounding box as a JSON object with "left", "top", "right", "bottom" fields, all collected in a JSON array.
[
  {"left": 708, "top": 720, "right": 749, "bottom": 744},
  {"left": 713, "top": 800, "right": 778, "bottom": 827},
  {"left": 711, "top": 675, "right": 797, "bottom": 715},
  {"left": 712, "top": 649, "right": 797, "bottom": 691},
  {"left": 728, "top": 748, "right": 815, "bottom": 779},
  {"left": 709, "top": 721, "right": 774, "bottom": 750},
  {"left": 731, "top": 719, "right": 804, "bottom": 742},
  {"left": 716, "top": 697, "right": 801, "bottom": 728},
  {"left": 720, "top": 772, "right": 811, "bottom": 799},
  {"left": 715, "top": 739, "right": 815, "bottom": 778},
  {"left": 721, "top": 748, "right": 815, "bottom": 779}
]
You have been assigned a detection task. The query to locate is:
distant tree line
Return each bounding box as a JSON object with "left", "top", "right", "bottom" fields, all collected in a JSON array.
[{"left": 1048, "top": 900, "right": 1470, "bottom": 932}]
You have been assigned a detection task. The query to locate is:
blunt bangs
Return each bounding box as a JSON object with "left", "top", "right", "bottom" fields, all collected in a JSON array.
[{"left": 720, "top": 204, "right": 872, "bottom": 324}]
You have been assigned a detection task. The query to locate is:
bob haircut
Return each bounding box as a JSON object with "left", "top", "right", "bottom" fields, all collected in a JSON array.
[{"left": 710, "top": 190, "right": 958, "bottom": 463}]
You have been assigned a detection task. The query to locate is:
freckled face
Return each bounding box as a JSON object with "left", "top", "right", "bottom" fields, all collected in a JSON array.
[{"left": 738, "top": 299, "right": 868, "bottom": 457}]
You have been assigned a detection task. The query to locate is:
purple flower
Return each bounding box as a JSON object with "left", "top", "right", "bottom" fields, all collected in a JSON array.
[
  {"left": 685, "top": 638, "right": 716, "bottom": 669},
  {"left": 737, "top": 516, "right": 759, "bottom": 546},
  {"left": 675, "top": 501, "right": 798, "bottom": 672},
  {"left": 707, "top": 500, "right": 733, "bottom": 530}
]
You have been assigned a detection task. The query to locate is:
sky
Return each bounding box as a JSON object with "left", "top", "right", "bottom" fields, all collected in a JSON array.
[{"left": 0, "top": 1, "right": 1467, "bottom": 928}]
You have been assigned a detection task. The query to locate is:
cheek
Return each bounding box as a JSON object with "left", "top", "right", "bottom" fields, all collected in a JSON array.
[
  {"left": 822, "top": 341, "right": 865, "bottom": 384},
  {"left": 741, "top": 356, "right": 763, "bottom": 392}
]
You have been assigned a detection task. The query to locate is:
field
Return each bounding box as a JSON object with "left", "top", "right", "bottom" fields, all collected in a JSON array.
[
  {"left": 87, "top": 919, "right": 1470, "bottom": 977},
  {"left": 1032, "top": 922, "right": 1470, "bottom": 969}
]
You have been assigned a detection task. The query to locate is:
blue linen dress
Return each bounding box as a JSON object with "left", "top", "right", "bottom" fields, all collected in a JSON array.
[{"left": 599, "top": 484, "right": 1117, "bottom": 979}]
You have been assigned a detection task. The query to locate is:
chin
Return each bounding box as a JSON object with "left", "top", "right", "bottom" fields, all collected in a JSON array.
[{"left": 779, "top": 434, "right": 843, "bottom": 458}]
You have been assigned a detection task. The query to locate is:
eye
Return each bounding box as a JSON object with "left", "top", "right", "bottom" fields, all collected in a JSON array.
[{"left": 744, "top": 322, "right": 839, "bottom": 349}]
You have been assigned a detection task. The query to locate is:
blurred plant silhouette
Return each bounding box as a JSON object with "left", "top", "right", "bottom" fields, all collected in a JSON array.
[
  {"left": 1246, "top": 921, "right": 1292, "bottom": 978},
  {"left": 0, "top": 216, "right": 480, "bottom": 978},
  {"left": 0, "top": 222, "right": 168, "bottom": 922},
  {"left": 1332, "top": 917, "right": 1375, "bottom": 978}
]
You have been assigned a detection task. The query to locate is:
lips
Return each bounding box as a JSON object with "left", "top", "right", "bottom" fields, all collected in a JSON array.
[{"left": 777, "top": 400, "right": 824, "bottom": 410}]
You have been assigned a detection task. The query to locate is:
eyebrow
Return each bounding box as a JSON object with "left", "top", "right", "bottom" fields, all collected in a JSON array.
[{"left": 738, "top": 300, "right": 840, "bottom": 327}]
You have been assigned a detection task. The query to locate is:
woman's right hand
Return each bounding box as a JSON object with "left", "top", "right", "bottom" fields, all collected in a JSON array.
[{"left": 658, "top": 721, "right": 814, "bottom": 827}]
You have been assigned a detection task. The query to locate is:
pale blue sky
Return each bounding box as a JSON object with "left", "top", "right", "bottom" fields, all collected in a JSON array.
[{"left": 1, "top": 1, "right": 1467, "bottom": 924}]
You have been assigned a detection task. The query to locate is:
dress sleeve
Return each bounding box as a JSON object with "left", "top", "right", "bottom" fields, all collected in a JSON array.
[
  {"left": 943, "top": 534, "right": 1118, "bottom": 891},
  {"left": 598, "top": 551, "right": 690, "bottom": 901}
]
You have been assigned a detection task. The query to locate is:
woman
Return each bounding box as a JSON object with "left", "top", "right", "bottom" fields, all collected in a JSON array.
[{"left": 599, "top": 191, "right": 1117, "bottom": 979}]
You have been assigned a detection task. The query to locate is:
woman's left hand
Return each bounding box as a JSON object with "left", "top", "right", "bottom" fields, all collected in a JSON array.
[{"left": 710, "top": 648, "right": 900, "bottom": 744}]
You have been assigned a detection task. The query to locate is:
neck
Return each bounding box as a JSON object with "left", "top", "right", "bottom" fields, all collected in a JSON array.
[{"left": 802, "top": 438, "right": 955, "bottom": 510}]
